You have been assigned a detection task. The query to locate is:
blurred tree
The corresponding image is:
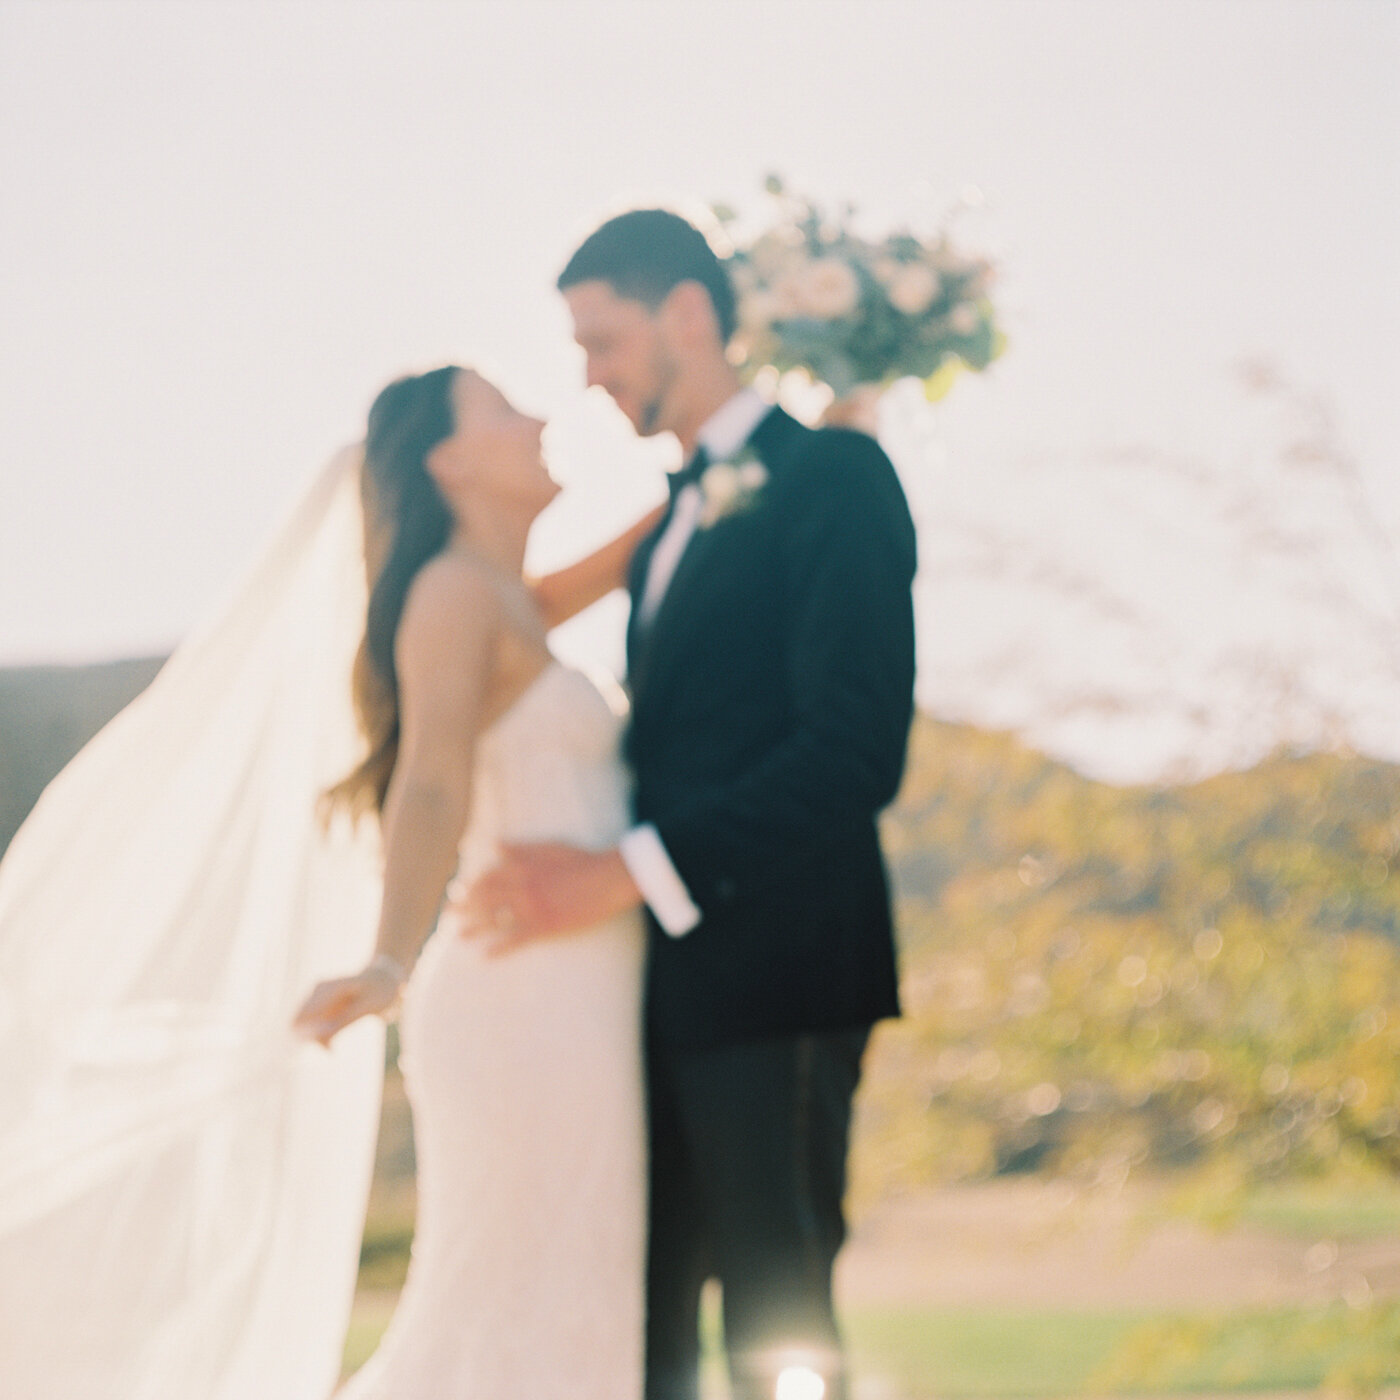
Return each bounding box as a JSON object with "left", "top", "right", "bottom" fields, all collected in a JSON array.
[{"left": 858, "top": 714, "right": 1400, "bottom": 1204}]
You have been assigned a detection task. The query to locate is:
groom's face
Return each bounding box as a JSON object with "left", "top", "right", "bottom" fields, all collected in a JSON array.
[{"left": 564, "top": 280, "right": 682, "bottom": 439}]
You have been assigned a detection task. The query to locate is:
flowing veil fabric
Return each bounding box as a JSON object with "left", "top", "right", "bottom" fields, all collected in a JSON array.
[{"left": 0, "top": 448, "right": 386, "bottom": 1399}]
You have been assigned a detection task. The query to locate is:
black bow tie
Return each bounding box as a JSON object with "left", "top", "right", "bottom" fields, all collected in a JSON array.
[{"left": 667, "top": 445, "right": 709, "bottom": 503}]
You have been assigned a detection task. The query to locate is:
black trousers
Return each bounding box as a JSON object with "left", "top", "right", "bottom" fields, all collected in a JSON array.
[{"left": 643, "top": 1026, "right": 871, "bottom": 1400}]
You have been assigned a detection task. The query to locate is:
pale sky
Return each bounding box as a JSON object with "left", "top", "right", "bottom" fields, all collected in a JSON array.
[{"left": 2, "top": 0, "right": 1397, "bottom": 673}]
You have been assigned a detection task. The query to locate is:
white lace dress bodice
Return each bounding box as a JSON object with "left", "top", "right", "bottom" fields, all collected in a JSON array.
[{"left": 338, "top": 662, "right": 646, "bottom": 1400}]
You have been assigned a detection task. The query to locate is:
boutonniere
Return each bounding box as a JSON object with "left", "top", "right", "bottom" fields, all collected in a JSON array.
[{"left": 697, "top": 449, "right": 769, "bottom": 528}]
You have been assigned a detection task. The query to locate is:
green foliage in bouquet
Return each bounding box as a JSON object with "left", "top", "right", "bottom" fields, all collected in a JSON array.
[{"left": 714, "top": 175, "right": 1004, "bottom": 399}]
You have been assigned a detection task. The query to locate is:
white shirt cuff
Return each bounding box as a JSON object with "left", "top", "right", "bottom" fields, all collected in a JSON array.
[{"left": 618, "top": 824, "right": 701, "bottom": 937}]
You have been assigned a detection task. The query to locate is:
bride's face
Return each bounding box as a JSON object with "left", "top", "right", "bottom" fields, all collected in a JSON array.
[{"left": 431, "top": 370, "right": 557, "bottom": 515}]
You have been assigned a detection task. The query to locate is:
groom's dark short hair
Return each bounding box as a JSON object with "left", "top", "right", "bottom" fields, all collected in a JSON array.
[{"left": 558, "top": 209, "right": 737, "bottom": 344}]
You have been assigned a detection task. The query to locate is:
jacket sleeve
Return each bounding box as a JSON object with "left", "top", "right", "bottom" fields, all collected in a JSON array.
[{"left": 651, "top": 429, "right": 917, "bottom": 913}]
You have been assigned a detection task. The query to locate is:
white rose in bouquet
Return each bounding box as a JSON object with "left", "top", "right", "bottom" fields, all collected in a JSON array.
[
  {"left": 750, "top": 230, "right": 804, "bottom": 280},
  {"left": 949, "top": 302, "right": 980, "bottom": 335},
  {"left": 729, "top": 261, "right": 761, "bottom": 296},
  {"left": 714, "top": 177, "right": 1003, "bottom": 406},
  {"left": 739, "top": 289, "right": 780, "bottom": 334},
  {"left": 794, "top": 257, "right": 860, "bottom": 320},
  {"left": 887, "top": 263, "right": 941, "bottom": 316},
  {"left": 770, "top": 267, "right": 811, "bottom": 322}
]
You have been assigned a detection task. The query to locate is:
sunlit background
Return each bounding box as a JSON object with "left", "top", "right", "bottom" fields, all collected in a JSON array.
[
  {"left": 5, "top": 4, "right": 1400, "bottom": 1396},
  {"left": 3, "top": 1, "right": 1396, "bottom": 704}
]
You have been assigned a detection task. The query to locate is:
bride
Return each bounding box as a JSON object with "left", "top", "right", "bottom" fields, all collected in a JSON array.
[
  {"left": 294, "top": 363, "right": 651, "bottom": 1399},
  {"left": 0, "top": 363, "right": 659, "bottom": 1399}
]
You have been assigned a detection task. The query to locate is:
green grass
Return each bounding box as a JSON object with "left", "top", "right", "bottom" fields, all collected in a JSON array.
[
  {"left": 1235, "top": 1179, "right": 1400, "bottom": 1240},
  {"left": 355, "top": 1219, "right": 413, "bottom": 1291},
  {"left": 344, "top": 1291, "right": 398, "bottom": 1374},
  {"left": 343, "top": 1296, "right": 1400, "bottom": 1397},
  {"left": 344, "top": 1175, "right": 1400, "bottom": 1394},
  {"left": 845, "top": 1308, "right": 1141, "bottom": 1397},
  {"left": 841, "top": 1305, "right": 1400, "bottom": 1397}
]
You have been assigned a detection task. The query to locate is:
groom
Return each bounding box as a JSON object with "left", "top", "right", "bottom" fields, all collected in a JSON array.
[{"left": 472, "top": 209, "right": 916, "bottom": 1400}]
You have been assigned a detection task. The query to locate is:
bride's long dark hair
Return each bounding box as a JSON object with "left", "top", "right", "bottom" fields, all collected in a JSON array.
[{"left": 326, "top": 365, "right": 461, "bottom": 818}]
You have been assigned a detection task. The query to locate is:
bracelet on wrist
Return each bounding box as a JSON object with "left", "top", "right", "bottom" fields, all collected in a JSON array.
[{"left": 367, "top": 951, "right": 408, "bottom": 987}]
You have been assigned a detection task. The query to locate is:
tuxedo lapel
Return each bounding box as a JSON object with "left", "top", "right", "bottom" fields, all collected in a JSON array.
[
  {"left": 628, "top": 533, "right": 707, "bottom": 707},
  {"left": 627, "top": 407, "right": 802, "bottom": 711},
  {"left": 626, "top": 445, "right": 714, "bottom": 679},
  {"left": 635, "top": 502, "right": 719, "bottom": 651},
  {"left": 625, "top": 518, "right": 664, "bottom": 679}
]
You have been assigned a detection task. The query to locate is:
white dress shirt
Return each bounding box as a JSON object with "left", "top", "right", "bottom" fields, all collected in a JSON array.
[{"left": 618, "top": 388, "right": 773, "bottom": 937}]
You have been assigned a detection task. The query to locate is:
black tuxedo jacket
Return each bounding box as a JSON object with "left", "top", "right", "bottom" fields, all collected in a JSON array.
[{"left": 625, "top": 406, "right": 917, "bottom": 1049}]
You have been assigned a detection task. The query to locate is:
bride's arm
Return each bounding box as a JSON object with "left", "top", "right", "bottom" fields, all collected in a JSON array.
[
  {"left": 528, "top": 503, "right": 665, "bottom": 630},
  {"left": 294, "top": 561, "right": 499, "bottom": 1045}
]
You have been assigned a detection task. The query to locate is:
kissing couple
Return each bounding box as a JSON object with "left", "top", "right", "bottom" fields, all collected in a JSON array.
[{"left": 0, "top": 208, "right": 917, "bottom": 1400}]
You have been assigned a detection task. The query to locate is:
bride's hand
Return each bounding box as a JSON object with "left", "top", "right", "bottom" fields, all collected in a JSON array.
[{"left": 292, "top": 955, "right": 405, "bottom": 1047}]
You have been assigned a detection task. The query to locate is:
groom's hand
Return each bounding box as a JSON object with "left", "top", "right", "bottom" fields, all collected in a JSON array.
[{"left": 457, "top": 842, "right": 641, "bottom": 956}]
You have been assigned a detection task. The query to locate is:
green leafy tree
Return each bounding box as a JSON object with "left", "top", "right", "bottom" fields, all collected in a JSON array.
[{"left": 857, "top": 716, "right": 1400, "bottom": 1204}]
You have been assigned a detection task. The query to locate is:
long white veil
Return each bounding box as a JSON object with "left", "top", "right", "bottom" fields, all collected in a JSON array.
[{"left": 0, "top": 447, "right": 386, "bottom": 1399}]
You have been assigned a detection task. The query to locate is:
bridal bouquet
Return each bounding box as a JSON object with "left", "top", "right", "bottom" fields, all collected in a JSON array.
[{"left": 716, "top": 176, "right": 1003, "bottom": 402}]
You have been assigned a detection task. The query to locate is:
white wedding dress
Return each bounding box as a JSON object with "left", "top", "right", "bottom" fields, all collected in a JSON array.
[
  {"left": 339, "top": 659, "right": 647, "bottom": 1400},
  {"left": 0, "top": 450, "right": 645, "bottom": 1400}
]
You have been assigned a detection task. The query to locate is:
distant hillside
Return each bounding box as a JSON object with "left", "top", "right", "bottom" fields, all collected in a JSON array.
[
  {"left": 885, "top": 713, "right": 1400, "bottom": 945},
  {"left": 0, "top": 656, "right": 165, "bottom": 856}
]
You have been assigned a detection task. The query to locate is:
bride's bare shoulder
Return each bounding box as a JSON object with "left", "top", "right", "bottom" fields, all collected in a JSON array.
[
  {"left": 397, "top": 554, "right": 505, "bottom": 662},
  {"left": 408, "top": 551, "right": 507, "bottom": 609}
]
